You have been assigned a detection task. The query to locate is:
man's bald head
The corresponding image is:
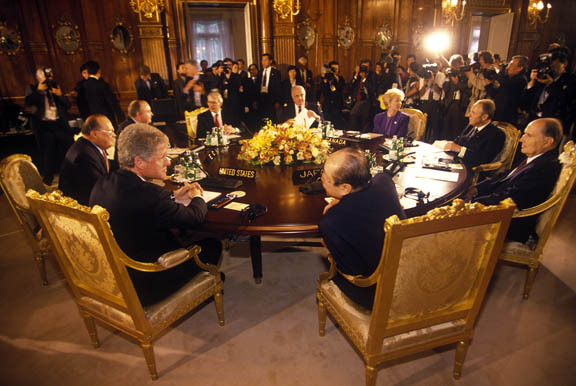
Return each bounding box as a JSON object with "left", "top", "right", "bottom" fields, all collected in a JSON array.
[{"left": 323, "top": 148, "right": 371, "bottom": 192}]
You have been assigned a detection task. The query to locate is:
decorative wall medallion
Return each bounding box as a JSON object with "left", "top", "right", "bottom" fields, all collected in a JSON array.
[
  {"left": 110, "top": 19, "right": 133, "bottom": 57},
  {"left": 337, "top": 16, "right": 355, "bottom": 54},
  {"left": 376, "top": 24, "right": 392, "bottom": 50},
  {"left": 296, "top": 18, "right": 316, "bottom": 54},
  {"left": 412, "top": 23, "right": 424, "bottom": 52},
  {"left": 53, "top": 19, "right": 81, "bottom": 55},
  {"left": 0, "top": 22, "right": 23, "bottom": 56}
]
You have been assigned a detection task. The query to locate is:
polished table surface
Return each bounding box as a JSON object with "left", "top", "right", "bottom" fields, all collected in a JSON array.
[{"left": 190, "top": 136, "right": 471, "bottom": 281}]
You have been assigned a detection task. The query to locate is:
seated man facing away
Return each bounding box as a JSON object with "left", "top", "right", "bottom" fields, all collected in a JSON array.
[
  {"left": 58, "top": 114, "right": 116, "bottom": 205},
  {"left": 319, "top": 148, "right": 406, "bottom": 309},
  {"left": 90, "top": 123, "right": 222, "bottom": 307},
  {"left": 279, "top": 85, "right": 322, "bottom": 129},
  {"left": 442, "top": 99, "right": 505, "bottom": 168},
  {"left": 196, "top": 91, "right": 239, "bottom": 139},
  {"left": 470, "top": 118, "right": 563, "bottom": 243}
]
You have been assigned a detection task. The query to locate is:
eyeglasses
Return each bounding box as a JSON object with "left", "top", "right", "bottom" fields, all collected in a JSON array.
[{"left": 98, "top": 129, "right": 115, "bottom": 135}]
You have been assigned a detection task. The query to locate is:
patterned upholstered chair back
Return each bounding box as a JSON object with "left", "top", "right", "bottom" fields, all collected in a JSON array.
[
  {"left": 26, "top": 190, "right": 138, "bottom": 312},
  {"left": 400, "top": 108, "right": 427, "bottom": 140},
  {"left": 26, "top": 189, "right": 225, "bottom": 380},
  {"left": 0, "top": 154, "right": 51, "bottom": 284},
  {"left": 185, "top": 107, "right": 209, "bottom": 145},
  {"left": 316, "top": 199, "right": 515, "bottom": 385},
  {"left": 470, "top": 122, "right": 521, "bottom": 185},
  {"left": 500, "top": 141, "right": 576, "bottom": 298}
]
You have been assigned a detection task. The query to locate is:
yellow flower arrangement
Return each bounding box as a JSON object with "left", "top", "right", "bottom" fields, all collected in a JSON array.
[{"left": 238, "top": 121, "right": 331, "bottom": 166}]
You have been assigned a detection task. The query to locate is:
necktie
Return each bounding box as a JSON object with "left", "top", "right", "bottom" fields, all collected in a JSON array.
[
  {"left": 262, "top": 69, "right": 268, "bottom": 88},
  {"left": 103, "top": 150, "right": 109, "bottom": 173},
  {"left": 504, "top": 158, "right": 528, "bottom": 180},
  {"left": 297, "top": 106, "right": 302, "bottom": 114},
  {"left": 214, "top": 113, "right": 221, "bottom": 128}
]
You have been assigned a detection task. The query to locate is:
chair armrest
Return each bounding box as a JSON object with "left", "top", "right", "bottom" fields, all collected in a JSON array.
[
  {"left": 118, "top": 245, "right": 209, "bottom": 273},
  {"left": 472, "top": 161, "right": 502, "bottom": 173},
  {"left": 336, "top": 269, "right": 378, "bottom": 287},
  {"left": 317, "top": 253, "right": 337, "bottom": 283},
  {"left": 512, "top": 195, "right": 563, "bottom": 218}
]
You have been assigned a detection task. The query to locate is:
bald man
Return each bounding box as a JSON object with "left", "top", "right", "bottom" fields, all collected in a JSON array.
[
  {"left": 471, "top": 118, "right": 563, "bottom": 243},
  {"left": 319, "top": 148, "right": 406, "bottom": 309},
  {"left": 279, "top": 86, "right": 321, "bottom": 128}
]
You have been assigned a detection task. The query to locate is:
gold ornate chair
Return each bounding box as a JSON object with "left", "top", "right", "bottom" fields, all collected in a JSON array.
[
  {"left": 317, "top": 199, "right": 515, "bottom": 386},
  {"left": 470, "top": 121, "right": 521, "bottom": 185},
  {"left": 400, "top": 108, "right": 427, "bottom": 140},
  {"left": 500, "top": 140, "right": 576, "bottom": 299},
  {"left": 26, "top": 190, "right": 225, "bottom": 380},
  {"left": 185, "top": 107, "right": 209, "bottom": 146},
  {"left": 0, "top": 154, "right": 52, "bottom": 285}
]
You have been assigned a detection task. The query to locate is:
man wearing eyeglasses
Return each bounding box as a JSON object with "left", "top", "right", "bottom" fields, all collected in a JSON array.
[{"left": 58, "top": 114, "right": 116, "bottom": 205}]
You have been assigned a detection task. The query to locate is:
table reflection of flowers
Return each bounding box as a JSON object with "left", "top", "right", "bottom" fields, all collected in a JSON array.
[{"left": 238, "top": 121, "right": 330, "bottom": 166}]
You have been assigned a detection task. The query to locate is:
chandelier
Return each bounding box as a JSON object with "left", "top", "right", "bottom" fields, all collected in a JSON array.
[
  {"left": 442, "top": 0, "right": 466, "bottom": 25},
  {"left": 273, "top": 0, "right": 301, "bottom": 19},
  {"left": 527, "top": 1, "right": 552, "bottom": 26}
]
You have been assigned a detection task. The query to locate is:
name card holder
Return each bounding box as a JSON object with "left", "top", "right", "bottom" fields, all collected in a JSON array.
[
  {"left": 292, "top": 168, "right": 322, "bottom": 184},
  {"left": 218, "top": 167, "right": 257, "bottom": 180}
]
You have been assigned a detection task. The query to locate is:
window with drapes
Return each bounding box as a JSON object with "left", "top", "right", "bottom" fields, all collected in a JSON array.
[{"left": 190, "top": 18, "right": 234, "bottom": 65}]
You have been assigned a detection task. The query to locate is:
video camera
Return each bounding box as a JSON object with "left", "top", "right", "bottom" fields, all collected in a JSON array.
[{"left": 42, "top": 67, "right": 58, "bottom": 89}]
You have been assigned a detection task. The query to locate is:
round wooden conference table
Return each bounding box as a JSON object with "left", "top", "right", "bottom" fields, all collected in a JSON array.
[{"left": 192, "top": 136, "right": 471, "bottom": 283}]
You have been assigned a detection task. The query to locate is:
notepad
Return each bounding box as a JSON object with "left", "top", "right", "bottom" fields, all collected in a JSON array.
[{"left": 175, "top": 190, "right": 222, "bottom": 206}]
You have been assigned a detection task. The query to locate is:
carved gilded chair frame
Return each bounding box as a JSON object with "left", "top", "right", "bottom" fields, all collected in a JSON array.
[
  {"left": 317, "top": 199, "right": 515, "bottom": 386},
  {"left": 500, "top": 141, "right": 576, "bottom": 298},
  {"left": 26, "top": 190, "right": 224, "bottom": 380},
  {"left": 0, "top": 154, "right": 52, "bottom": 285}
]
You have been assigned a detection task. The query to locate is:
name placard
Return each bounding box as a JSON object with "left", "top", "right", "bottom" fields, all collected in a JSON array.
[
  {"left": 292, "top": 168, "right": 322, "bottom": 184},
  {"left": 218, "top": 167, "right": 256, "bottom": 179},
  {"left": 327, "top": 137, "right": 347, "bottom": 146}
]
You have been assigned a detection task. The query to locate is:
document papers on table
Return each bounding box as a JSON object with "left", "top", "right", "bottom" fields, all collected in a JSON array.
[
  {"left": 175, "top": 190, "right": 221, "bottom": 206},
  {"left": 415, "top": 168, "right": 459, "bottom": 182}
]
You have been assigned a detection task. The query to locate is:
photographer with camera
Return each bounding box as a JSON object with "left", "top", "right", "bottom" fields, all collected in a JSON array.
[
  {"left": 419, "top": 63, "right": 444, "bottom": 141},
  {"left": 464, "top": 50, "right": 497, "bottom": 115},
  {"left": 25, "top": 67, "right": 74, "bottom": 185},
  {"left": 349, "top": 64, "right": 377, "bottom": 132},
  {"left": 491, "top": 55, "right": 528, "bottom": 126},
  {"left": 320, "top": 61, "right": 346, "bottom": 130},
  {"left": 525, "top": 48, "right": 576, "bottom": 137}
]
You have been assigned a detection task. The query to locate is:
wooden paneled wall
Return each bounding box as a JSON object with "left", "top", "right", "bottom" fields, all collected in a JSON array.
[{"left": 1, "top": 0, "right": 575, "bottom": 111}]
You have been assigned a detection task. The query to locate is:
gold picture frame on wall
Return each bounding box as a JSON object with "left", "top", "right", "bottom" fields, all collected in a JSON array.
[
  {"left": 0, "top": 22, "right": 23, "bottom": 56},
  {"left": 296, "top": 17, "right": 316, "bottom": 54},
  {"left": 376, "top": 24, "right": 392, "bottom": 50},
  {"left": 337, "top": 16, "right": 355, "bottom": 54},
  {"left": 110, "top": 19, "right": 134, "bottom": 58},
  {"left": 52, "top": 19, "right": 82, "bottom": 55}
]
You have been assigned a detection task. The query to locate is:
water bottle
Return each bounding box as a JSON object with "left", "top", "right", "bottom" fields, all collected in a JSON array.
[{"left": 390, "top": 135, "right": 398, "bottom": 161}]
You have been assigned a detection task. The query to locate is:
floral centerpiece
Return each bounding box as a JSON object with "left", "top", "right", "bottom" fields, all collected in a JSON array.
[{"left": 238, "top": 121, "right": 330, "bottom": 165}]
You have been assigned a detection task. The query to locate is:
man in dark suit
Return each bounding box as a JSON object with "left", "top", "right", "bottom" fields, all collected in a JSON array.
[
  {"left": 295, "top": 56, "right": 314, "bottom": 102},
  {"left": 90, "top": 123, "right": 222, "bottom": 307},
  {"left": 470, "top": 118, "right": 563, "bottom": 243},
  {"left": 115, "top": 100, "right": 153, "bottom": 163},
  {"left": 75, "top": 63, "right": 90, "bottom": 120},
  {"left": 258, "top": 53, "right": 282, "bottom": 123},
  {"left": 83, "top": 61, "right": 124, "bottom": 128},
  {"left": 196, "top": 91, "right": 238, "bottom": 139},
  {"left": 25, "top": 67, "right": 74, "bottom": 184},
  {"left": 493, "top": 55, "right": 528, "bottom": 126},
  {"left": 319, "top": 148, "right": 406, "bottom": 309},
  {"left": 59, "top": 115, "right": 116, "bottom": 205},
  {"left": 279, "top": 85, "right": 322, "bottom": 128},
  {"left": 443, "top": 99, "right": 505, "bottom": 168},
  {"left": 134, "top": 65, "right": 168, "bottom": 105},
  {"left": 349, "top": 65, "right": 377, "bottom": 132}
]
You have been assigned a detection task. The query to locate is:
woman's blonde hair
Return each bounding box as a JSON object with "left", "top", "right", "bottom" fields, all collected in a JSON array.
[{"left": 381, "top": 88, "right": 405, "bottom": 109}]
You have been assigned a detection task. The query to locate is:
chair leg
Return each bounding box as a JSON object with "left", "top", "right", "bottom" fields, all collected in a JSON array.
[
  {"left": 365, "top": 365, "right": 377, "bottom": 386},
  {"left": 453, "top": 340, "right": 470, "bottom": 379},
  {"left": 34, "top": 251, "right": 48, "bottom": 286},
  {"left": 523, "top": 266, "right": 539, "bottom": 299},
  {"left": 214, "top": 291, "right": 225, "bottom": 327},
  {"left": 81, "top": 314, "right": 100, "bottom": 348},
  {"left": 317, "top": 298, "right": 327, "bottom": 337},
  {"left": 141, "top": 341, "right": 158, "bottom": 380}
]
